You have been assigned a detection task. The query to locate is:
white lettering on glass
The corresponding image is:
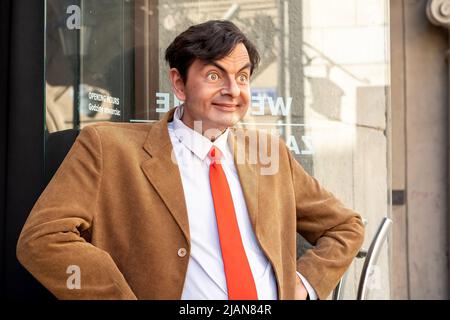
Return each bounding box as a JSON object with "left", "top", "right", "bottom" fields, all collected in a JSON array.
[
  {"left": 250, "top": 95, "right": 265, "bottom": 116},
  {"left": 267, "top": 96, "right": 292, "bottom": 116},
  {"left": 301, "top": 136, "right": 314, "bottom": 155},
  {"left": 156, "top": 92, "right": 170, "bottom": 113}
]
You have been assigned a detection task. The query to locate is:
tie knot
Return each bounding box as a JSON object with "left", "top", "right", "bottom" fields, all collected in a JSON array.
[{"left": 208, "top": 146, "right": 222, "bottom": 163}]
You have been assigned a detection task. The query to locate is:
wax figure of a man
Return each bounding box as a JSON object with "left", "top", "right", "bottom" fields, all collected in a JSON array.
[{"left": 17, "top": 20, "right": 364, "bottom": 300}]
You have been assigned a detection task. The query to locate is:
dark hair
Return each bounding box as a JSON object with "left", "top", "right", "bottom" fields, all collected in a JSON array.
[{"left": 165, "top": 20, "right": 260, "bottom": 83}]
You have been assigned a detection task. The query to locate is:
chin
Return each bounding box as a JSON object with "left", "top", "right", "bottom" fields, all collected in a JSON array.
[
  {"left": 216, "top": 117, "right": 240, "bottom": 129},
  {"left": 221, "top": 112, "right": 244, "bottom": 124}
]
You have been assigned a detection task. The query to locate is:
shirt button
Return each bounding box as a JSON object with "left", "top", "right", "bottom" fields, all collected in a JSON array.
[{"left": 178, "top": 248, "right": 187, "bottom": 257}]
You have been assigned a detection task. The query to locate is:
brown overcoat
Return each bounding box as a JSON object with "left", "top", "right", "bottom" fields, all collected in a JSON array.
[{"left": 17, "top": 108, "right": 364, "bottom": 300}]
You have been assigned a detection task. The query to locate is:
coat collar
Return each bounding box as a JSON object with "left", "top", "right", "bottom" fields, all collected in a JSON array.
[{"left": 170, "top": 104, "right": 232, "bottom": 163}]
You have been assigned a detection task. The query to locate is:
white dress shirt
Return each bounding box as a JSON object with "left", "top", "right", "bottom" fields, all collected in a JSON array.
[{"left": 167, "top": 105, "right": 316, "bottom": 300}]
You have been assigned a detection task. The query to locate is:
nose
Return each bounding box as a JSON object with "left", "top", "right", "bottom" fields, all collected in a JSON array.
[{"left": 221, "top": 77, "right": 240, "bottom": 98}]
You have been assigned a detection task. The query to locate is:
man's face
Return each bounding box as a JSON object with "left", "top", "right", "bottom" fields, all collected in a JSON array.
[{"left": 170, "top": 43, "right": 252, "bottom": 135}]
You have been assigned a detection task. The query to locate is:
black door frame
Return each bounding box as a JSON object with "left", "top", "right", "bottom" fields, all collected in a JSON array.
[{"left": 1, "top": 0, "right": 54, "bottom": 300}]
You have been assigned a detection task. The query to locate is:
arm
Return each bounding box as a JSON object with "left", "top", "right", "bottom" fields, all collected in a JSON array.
[
  {"left": 284, "top": 144, "right": 365, "bottom": 300},
  {"left": 16, "top": 126, "right": 137, "bottom": 299}
]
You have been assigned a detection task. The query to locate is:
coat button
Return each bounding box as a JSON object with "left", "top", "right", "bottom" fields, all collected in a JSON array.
[{"left": 178, "top": 248, "right": 187, "bottom": 257}]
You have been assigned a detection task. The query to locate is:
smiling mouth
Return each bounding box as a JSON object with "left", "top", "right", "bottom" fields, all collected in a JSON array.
[{"left": 212, "top": 103, "right": 238, "bottom": 111}]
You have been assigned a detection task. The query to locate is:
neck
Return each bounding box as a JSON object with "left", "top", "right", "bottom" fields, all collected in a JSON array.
[{"left": 179, "top": 108, "right": 227, "bottom": 142}]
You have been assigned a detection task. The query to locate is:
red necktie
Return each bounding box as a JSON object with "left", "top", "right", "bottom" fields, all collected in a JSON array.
[{"left": 208, "top": 146, "right": 258, "bottom": 300}]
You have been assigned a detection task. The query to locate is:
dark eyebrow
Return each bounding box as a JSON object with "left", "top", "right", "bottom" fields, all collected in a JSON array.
[{"left": 204, "top": 61, "right": 252, "bottom": 74}]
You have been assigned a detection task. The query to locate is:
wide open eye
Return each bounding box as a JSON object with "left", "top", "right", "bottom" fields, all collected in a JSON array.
[
  {"left": 238, "top": 74, "right": 249, "bottom": 84},
  {"left": 207, "top": 72, "right": 220, "bottom": 81}
]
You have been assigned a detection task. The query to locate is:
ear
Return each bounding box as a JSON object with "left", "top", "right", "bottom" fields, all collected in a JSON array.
[{"left": 168, "top": 68, "right": 187, "bottom": 101}]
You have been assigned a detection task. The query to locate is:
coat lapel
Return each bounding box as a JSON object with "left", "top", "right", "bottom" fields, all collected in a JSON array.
[
  {"left": 228, "top": 128, "right": 260, "bottom": 234},
  {"left": 229, "top": 127, "right": 281, "bottom": 298},
  {"left": 141, "top": 108, "right": 190, "bottom": 243}
]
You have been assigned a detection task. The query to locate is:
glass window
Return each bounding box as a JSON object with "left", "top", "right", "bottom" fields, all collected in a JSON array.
[{"left": 44, "top": 0, "right": 391, "bottom": 299}]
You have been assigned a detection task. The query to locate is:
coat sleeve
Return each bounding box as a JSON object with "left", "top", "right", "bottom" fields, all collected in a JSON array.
[
  {"left": 16, "top": 125, "right": 137, "bottom": 300},
  {"left": 283, "top": 143, "right": 365, "bottom": 300}
]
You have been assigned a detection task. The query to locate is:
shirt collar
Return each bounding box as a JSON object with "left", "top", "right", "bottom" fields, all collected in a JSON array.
[{"left": 172, "top": 105, "right": 231, "bottom": 162}]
